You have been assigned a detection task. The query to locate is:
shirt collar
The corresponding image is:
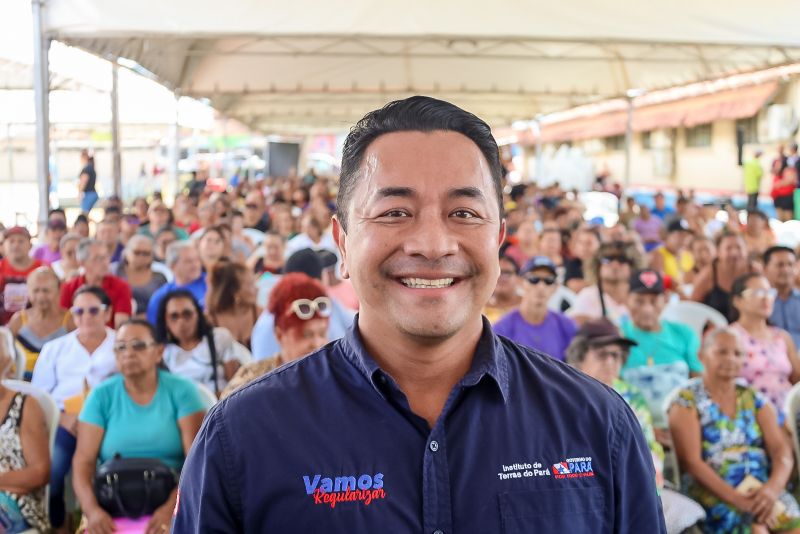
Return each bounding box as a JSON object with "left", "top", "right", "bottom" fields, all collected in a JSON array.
[{"left": 341, "top": 315, "right": 509, "bottom": 404}]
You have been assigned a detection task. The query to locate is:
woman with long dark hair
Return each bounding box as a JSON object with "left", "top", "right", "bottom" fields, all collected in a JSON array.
[{"left": 156, "top": 289, "right": 240, "bottom": 396}]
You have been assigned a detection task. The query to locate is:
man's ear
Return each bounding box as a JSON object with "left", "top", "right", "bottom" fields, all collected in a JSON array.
[
  {"left": 332, "top": 215, "right": 349, "bottom": 280},
  {"left": 498, "top": 218, "right": 507, "bottom": 247}
]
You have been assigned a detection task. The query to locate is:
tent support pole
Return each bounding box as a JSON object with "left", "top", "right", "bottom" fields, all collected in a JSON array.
[
  {"left": 32, "top": 0, "right": 50, "bottom": 227},
  {"left": 111, "top": 62, "right": 122, "bottom": 198}
]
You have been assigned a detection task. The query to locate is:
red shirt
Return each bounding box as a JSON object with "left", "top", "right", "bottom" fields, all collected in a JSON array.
[
  {"left": 0, "top": 258, "right": 43, "bottom": 324},
  {"left": 60, "top": 274, "right": 132, "bottom": 327}
]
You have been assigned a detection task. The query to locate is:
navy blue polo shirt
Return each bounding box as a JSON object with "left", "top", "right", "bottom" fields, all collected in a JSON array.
[{"left": 173, "top": 317, "right": 666, "bottom": 533}]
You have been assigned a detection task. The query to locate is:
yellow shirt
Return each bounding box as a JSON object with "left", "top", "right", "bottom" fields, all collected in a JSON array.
[{"left": 655, "top": 247, "right": 694, "bottom": 283}]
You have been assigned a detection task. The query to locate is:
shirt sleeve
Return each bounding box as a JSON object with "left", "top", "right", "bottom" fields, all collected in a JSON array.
[
  {"left": 172, "top": 376, "right": 206, "bottom": 419},
  {"left": 59, "top": 282, "right": 72, "bottom": 309},
  {"left": 78, "top": 385, "right": 108, "bottom": 428},
  {"left": 172, "top": 406, "right": 242, "bottom": 533},
  {"left": 113, "top": 280, "right": 133, "bottom": 315},
  {"left": 682, "top": 325, "right": 703, "bottom": 373},
  {"left": 31, "top": 341, "right": 57, "bottom": 395},
  {"left": 610, "top": 399, "right": 667, "bottom": 533}
]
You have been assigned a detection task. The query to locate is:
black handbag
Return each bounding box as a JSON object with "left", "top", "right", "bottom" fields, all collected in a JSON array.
[{"left": 93, "top": 455, "right": 178, "bottom": 519}]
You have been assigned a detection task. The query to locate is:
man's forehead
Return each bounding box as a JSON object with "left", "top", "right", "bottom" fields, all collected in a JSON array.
[{"left": 359, "top": 131, "right": 494, "bottom": 192}]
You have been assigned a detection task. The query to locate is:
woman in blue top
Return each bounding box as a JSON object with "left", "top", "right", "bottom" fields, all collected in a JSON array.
[{"left": 72, "top": 319, "right": 205, "bottom": 534}]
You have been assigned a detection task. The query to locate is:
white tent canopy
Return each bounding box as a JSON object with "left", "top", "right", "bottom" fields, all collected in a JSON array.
[{"left": 41, "top": 0, "right": 800, "bottom": 132}]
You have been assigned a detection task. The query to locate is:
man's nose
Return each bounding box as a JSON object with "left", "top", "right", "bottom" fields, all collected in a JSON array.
[{"left": 402, "top": 212, "right": 459, "bottom": 260}]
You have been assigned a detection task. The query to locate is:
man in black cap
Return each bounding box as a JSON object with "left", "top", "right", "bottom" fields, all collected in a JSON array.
[
  {"left": 650, "top": 218, "right": 693, "bottom": 287},
  {"left": 620, "top": 269, "right": 702, "bottom": 439},
  {"left": 250, "top": 248, "right": 355, "bottom": 360}
]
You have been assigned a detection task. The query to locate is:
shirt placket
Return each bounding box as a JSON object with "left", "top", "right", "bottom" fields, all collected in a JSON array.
[{"left": 422, "top": 421, "right": 452, "bottom": 534}]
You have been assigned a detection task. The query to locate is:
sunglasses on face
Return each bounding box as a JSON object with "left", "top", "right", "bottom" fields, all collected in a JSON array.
[
  {"left": 113, "top": 340, "right": 156, "bottom": 354},
  {"left": 600, "top": 255, "right": 631, "bottom": 265},
  {"left": 524, "top": 275, "right": 556, "bottom": 286},
  {"left": 289, "top": 297, "right": 333, "bottom": 320},
  {"left": 167, "top": 309, "right": 196, "bottom": 322},
  {"left": 71, "top": 305, "right": 107, "bottom": 317}
]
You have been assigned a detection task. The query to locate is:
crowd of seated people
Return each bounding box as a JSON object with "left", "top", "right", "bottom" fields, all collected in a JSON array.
[{"left": 1, "top": 172, "right": 800, "bottom": 532}]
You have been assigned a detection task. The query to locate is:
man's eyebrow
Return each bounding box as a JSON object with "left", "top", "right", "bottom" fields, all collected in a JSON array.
[
  {"left": 448, "top": 186, "right": 487, "bottom": 201},
  {"left": 374, "top": 186, "right": 417, "bottom": 199}
]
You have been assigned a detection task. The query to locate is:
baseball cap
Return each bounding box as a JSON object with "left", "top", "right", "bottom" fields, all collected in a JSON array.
[
  {"left": 3, "top": 226, "right": 31, "bottom": 239},
  {"left": 285, "top": 248, "right": 323, "bottom": 280},
  {"left": 629, "top": 269, "right": 664, "bottom": 294},
  {"left": 575, "top": 318, "right": 637, "bottom": 347},
  {"left": 521, "top": 256, "right": 557, "bottom": 276},
  {"left": 666, "top": 218, "right": 691, "bottom": 234},
  {"left": 316, "top": 250, "right": 338, "bottom": 270}
]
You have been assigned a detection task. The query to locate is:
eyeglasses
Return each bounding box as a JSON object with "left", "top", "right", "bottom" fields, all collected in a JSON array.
[
  {"left": 289, "top": 297, "right": 332, "bottom": 320},
  {"left": 167, "top": 309, "right": 196, "bottom": 322},
  {"left": 113, "top": 340, "right": 156, "bottom": 354},
  {"left": 71, "top": 305, "right": 107, "bottom": 317},
  {"left": 524, "top": 275, "right": 556, "bottom": 286},
  {"left": 741, "top": 287, "right": 778, "bottom": 300},
  {"left": 600, "top": 255, "right": 631, "bottom": 265}
]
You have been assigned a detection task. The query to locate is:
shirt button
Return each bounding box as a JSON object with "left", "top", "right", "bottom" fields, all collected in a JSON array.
[
  {"left": 429, "top": 440, "right": 439, "bottom": 452},
  {"left": 433, "top": 530, "right": 444, "bottom": 534}
]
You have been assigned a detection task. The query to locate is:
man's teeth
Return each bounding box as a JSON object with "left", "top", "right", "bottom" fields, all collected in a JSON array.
[{"left": 400, "top": 278, "right": 454, "bottom": 289}]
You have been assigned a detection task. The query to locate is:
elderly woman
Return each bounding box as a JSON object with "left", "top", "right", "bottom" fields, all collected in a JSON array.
[
  {"left": 730, "top": 273, "right": 800, "bottom": 423},
  {"left": 8, "top": 267, "right": 74, "bottom": 379},
  {"left": 51, "top": 232, "right": 81, "bottom": 281},
  {"left": 31, "top": 286, "right": 117, "bottom": 530},
  {"left": 0, "top": 342, "right": 50, "bottom": 533},
  {"left": 156, "top": 289, "right": 240, "bottom": 396},
  {"left": 112, "top": 235, "right": 168, "bottom": 317},
  {"left": 221, "top": 273, "right": 330, "bottom": 398},
  {"left": 568, "top": 318, "right": 706, "bottom": 532},
  {"left": 72, "top": 319, "right": 205, "bottom": 534},
  {"left": 206, "top": 260, "right": 260, "bottom": 347},
  {"left": 670, "top": 327, "right": 800, "bottom": 533}
]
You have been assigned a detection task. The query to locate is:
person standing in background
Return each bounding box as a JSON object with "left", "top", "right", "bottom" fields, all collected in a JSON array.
[
  {"left": 743, "top": 149, "right": 764, "bottom": 212},
  {"left": 77, "top": 150, "right": 98, "bottom": 214}
]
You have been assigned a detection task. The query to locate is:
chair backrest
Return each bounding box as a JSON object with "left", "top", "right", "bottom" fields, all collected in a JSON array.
[
  {"left": 784, "top": 382, "right": 800, "bottom": 484},
  {"left": 547, "top": 285, "right": 577, "bottom": 312},
  {"left": 0, "top": 327, "right": 24, "bottom": 380},
  {"left": 196, "top": 382, "right": 218, "bottom": 410},
  {"left": 2, "top": 379, "right": 59, "bottom": 454},
  {"left": 232, "top": 341, "right": 252, "bottom": 365},
  {"left": 243, "top": 228, "right": 266, "bottom": 246},
  {"left": 660, "top": 300, "right": 728, "bottom": 341},
  {"left": 661, "top": 384, "right": 686, "bottom": 489}
]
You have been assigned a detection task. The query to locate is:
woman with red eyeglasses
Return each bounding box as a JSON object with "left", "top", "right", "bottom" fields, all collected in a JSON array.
[
  {"left": 221, "top": 273, "right": 331, "bottom": 399},
  {"left": 31, "top": 285, "right": 118, "bottom": 531}
]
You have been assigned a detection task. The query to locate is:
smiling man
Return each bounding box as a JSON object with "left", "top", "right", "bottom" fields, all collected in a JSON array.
[{"left": 173, "top": 96, "right": 666, "bottom": 533}]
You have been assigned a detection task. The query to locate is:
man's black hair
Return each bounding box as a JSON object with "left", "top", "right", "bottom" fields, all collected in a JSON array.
[
  {"left": 336, "top": 95, "right": 503, "bottom": 232},
  {"left": 763, "top": 245, "right": 796, "bottom": 266}
]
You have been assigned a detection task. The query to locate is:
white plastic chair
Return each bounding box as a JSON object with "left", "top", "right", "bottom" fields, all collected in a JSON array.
[
  {"left": 660, "top": 301, "right": 728, "bottom": 341},
  {"left": 3, "top": 379, "right": 59, "bottom": 526},
  {"left": 196, "top": 382, "right": 218, "bottom": 410},
  {"left": 232, "top": 341, "right": 252, "bottom": 365},
  {"left": 0, "top": 327, "right": 24, "bottom": 380},
  {"left": 243, "top": 228, "right": 266, "bottom": 246},
  {"left": 775, "top": 220, "right": 800, "bottom": 249},
  {"left": 151, "top": 261, "right": 174, "bottom": 283},
  {"left": 784, "top": 383, "right": 800, "bottom": 484},
  {"left": 547, "top": 285, "right": 577, "bottom": 312}
]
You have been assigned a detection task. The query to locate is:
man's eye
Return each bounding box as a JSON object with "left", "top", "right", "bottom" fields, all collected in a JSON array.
[
  {"left": 382, "top": 210, "right": 409, "bottom": 218},
  {"left": 452, "top": 210, "right": 477, "bottom": 219}
]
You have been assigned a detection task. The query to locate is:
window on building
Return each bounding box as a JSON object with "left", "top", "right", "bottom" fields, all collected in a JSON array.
[
  {"left": 736, "top": 116, "right": 759, "bottom": 144},
  {"left": 685, "top": 123, "right": 712, "bottom": 148},
  {"left": 605, "top": 134, "right": 626, "bottom": 151},
  {"left": 641, "top": 131, "right": 652, "bottom": 150}
]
